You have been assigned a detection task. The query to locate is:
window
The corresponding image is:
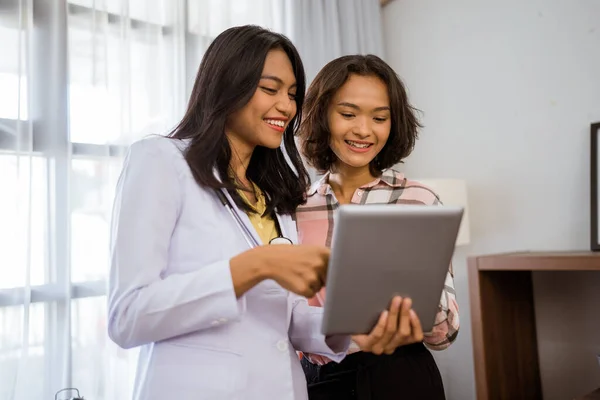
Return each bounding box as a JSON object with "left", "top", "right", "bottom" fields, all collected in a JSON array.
[
  {"left": 0, "top": 24, "right": 28, "bottom": 121},
  {"left": 0, "top": 1, "right": 185, "bottom": 398},
  {"left": 0, "top": 1, "right": 288, "bottom": 398}
]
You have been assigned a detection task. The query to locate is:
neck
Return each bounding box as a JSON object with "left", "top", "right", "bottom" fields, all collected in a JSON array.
[
  {"left": 328, "top": 164, "right": 378, "bottom": 203},
  {"left": 226, "top": 134, "right": 254, "bottom": 185}
]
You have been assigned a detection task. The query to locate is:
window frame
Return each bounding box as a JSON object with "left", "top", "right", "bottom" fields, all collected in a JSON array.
[{"left": 0, "top": 0, "right": 191, "bottom": 394}]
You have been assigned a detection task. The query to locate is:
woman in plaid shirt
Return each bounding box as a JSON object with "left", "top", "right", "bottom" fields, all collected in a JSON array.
[{"left": 296, "top": 55, "right": 459, "bottom": 400}]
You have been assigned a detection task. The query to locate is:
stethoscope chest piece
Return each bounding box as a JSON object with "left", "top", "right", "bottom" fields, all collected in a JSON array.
[{"left": 269, "top": 236, "right": 293, "bottom": 245}]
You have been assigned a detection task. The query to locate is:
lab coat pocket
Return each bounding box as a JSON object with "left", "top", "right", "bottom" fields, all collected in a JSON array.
[{"left": 151, "top": 342, "right": 245, "bottom": 399}]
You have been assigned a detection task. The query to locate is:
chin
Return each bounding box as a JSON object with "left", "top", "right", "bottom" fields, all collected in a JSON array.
[
  {"left": 336, "top": 160, "right": 372, "bottom": 171},
  {"left": 350, "top": 163, "right": 372, "bottom": 170},
  {"left": 259, "top": 139, "right": 284, "bottom": 150},
  {"left": 339, "top": 155, "right": 375, "bottom": 169}
]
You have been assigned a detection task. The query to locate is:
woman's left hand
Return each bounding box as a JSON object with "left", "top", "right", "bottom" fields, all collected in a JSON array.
[{"left": 352, "top": 296, "right": 424, "bottom": 355}]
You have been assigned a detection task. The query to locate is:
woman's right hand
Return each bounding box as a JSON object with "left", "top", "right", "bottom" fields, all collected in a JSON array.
[{"left": 230, "top": 244, "right": 330, "bottom": 298}]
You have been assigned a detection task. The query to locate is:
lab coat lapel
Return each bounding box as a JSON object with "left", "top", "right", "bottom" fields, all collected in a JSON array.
[
  {"left": 274, "top": 213, "right": 297, "bottom": 244},
  {"left": 212, "top": 167, "right": 262, "bottom": 248},
  {"left": 220, "top": 188, "right": 262, "bottom": 248}
]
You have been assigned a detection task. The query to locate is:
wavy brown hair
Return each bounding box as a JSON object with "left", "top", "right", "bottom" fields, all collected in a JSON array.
[{"left": 299, "top": 54, "right": 422, "bottom": 176}]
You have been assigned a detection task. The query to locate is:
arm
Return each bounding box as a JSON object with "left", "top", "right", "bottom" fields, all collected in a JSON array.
[
  {"left": 108, "top": 139, "right": 259, "bottom": 349},
  {"left": 423, "top": 263, "right": 460, "bottom": 350},
  {"left": 419, "top": 185, "right": 460, "bottom": 350},
  {"left": 288, "top": 293, "right": 351, "bottom": 363}
]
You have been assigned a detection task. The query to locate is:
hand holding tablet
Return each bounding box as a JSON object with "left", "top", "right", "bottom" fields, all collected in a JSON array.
[{"left": 351, "top": 296, "right": 424, "bottom": 355}]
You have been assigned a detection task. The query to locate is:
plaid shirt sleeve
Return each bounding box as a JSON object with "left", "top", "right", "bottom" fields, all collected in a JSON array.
[
  {"left": 413, "top": 183, "right": 460, "bottom": 350},
  {"left": 422, "top": 262, "right": 460, "bottom": 350}
]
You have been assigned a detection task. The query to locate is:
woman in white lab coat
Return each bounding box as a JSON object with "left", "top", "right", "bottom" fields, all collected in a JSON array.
[{"left": 108, "top": 25, "right": 408, "bottom": 400}]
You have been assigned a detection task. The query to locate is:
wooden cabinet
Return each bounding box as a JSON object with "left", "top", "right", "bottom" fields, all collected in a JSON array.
[{"left": 468, "top": 252, "right": 600, "bottom": 400}]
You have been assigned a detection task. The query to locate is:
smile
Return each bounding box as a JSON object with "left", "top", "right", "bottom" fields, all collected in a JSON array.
[
  {"left": 264, "top": 119, "right": 286, "bottom": 128},
  {"left": 345, "top": 140, "right": 373, "bottom": 149}
]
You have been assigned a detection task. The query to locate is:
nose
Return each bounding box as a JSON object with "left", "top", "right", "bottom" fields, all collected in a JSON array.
[
  {"left": 275, "top": 94, "right": 294, "bottom": 118},
  {"left": 352, "top": 116, "right": 372, "bottom": 138}
]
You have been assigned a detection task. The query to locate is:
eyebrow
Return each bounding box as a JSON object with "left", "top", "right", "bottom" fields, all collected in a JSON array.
[
  {"left": 337, "top": 102, "right": 390, "bottom": 112},
  {"left": 260, "top": 75, "right": 297, "bottom": 88}
]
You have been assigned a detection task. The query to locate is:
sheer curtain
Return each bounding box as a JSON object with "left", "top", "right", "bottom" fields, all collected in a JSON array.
[
  {"left": 0, "top": 1, "right": 290, "bottom": 399},
  {"left": 0, "top": 1, "right": 383, "bottom": 399},
  {"left": 285, "top": 0, "right": 385, "bottom": 82},
  {"left": 0, "top": 0, "right": 186, "bottom": 398}
]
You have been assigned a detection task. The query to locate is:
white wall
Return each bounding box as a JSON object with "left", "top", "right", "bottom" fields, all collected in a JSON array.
[{"left": 382, "top": 1, "right": 600, "bottom": 399}]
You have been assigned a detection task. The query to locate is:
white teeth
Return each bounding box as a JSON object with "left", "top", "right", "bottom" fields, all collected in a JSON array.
[
  {"left": 265, "top": 119, "right": 285, "bottom": 127},
  {"left": 346, "top": 140, "right": 371, "bottom": 149}
]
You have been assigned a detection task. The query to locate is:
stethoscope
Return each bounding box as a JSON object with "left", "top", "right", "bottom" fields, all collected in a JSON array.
[{"left": 214, "top": 188, "right": 293, "bottom": 247}]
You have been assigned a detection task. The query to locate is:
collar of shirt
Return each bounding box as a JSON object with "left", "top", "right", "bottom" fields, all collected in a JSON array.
[
  {"left": 307, "top": 169, "right": 407, "bottom": 197},
  {"left": 238, "top": 181, "right": 267, "bottom": 215}
]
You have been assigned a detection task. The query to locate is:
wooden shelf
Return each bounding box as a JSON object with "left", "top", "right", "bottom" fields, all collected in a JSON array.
[
  {"left": 471, "top": 251, "right": 600, "bottom": 271},
  {"left": 468, "top": 251, "right": 600, "bottom": 400}
]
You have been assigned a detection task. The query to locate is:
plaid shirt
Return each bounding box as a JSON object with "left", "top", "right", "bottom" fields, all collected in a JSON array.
[{"left": 296, "top": 169, "right": 460, "bottom": 364}]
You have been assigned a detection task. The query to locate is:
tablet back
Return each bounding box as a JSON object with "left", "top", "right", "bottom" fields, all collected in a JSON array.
[{"left": 321, "top": 204, "right": 463, "bottom": 335}]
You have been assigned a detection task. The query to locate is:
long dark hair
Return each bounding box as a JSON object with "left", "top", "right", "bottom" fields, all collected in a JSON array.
[
  {"left": 168, "top": 25, "right": 309, "bottom": 215},
  {"left": 299, "top": 54, "right": 422, "bottom": 176}
]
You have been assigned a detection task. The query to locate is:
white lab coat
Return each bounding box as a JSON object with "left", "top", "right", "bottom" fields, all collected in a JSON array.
[{"left": 108, "top": 136, "right": 350, "bottom": 400}]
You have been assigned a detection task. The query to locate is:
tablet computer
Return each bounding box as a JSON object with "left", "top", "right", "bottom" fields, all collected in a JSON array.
[{"left": 321, "top": 204, "right": 463, "bottom": 335}]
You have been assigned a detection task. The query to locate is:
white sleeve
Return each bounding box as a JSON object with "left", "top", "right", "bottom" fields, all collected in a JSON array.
[
  {"left": 288, "top": 293, "right": 350, "bottom": 362},
  {"left": 107, "top": 139, "right": 240, "bottom": 349}
]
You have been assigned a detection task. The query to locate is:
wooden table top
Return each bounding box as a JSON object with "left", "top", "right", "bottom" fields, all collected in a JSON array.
[{"left": 468, "top": 251, "right": 600, "bottom": 271}]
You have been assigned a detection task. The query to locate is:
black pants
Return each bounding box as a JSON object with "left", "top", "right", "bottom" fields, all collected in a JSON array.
[{"left": 301, "top": 343, "right": 445, "bottom": 400}]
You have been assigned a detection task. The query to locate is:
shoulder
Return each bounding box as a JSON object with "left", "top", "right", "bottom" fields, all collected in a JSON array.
[
  {"left": 128, "top": 135, "right": 187, "bottom": 160},
  {"left": 298, "top": 190, "right": 327, "bottom": 211},
  {"left": 386, "top": 169, "right": 441, "bottom": 206},
  {"left": 125, "top": 135, "right": 190, "bottom": 176},
  {"left": 297, "top": 175, "right": 329, "bottom": 210}
]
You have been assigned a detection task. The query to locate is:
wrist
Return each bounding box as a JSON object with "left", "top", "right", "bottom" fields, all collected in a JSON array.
[
  {"left": 253, "top": 247, "right": 275, "bottom": 281},
  {"left": 237, "top": 246, "right": 273, "bottom": 281},
  {"left": 229, "top": 247, "right": 274, "bottom": 298}
]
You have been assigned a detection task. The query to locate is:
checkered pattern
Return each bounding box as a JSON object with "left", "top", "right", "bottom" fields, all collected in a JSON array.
[{"left": 296, "top": 169, "right": 460, "bottom": 364}]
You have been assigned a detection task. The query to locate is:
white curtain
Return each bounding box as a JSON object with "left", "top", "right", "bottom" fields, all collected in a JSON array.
[
  {"left": 0, "top": 1, "right": 384, "bottom": 399},
  {"left": 286, "top": 0, "right": 385, "bottom": 82},
  {"left": 1, "top": 0, "right": 186, "bottom": 398}
]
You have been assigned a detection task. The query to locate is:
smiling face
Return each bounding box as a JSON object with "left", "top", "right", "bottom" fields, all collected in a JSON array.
[
  {"left": 327, "top": 74, "right": 392, "bottom": 174},
  {"left": 225, "top": 48, "right": 298, "bottom": 153}
]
